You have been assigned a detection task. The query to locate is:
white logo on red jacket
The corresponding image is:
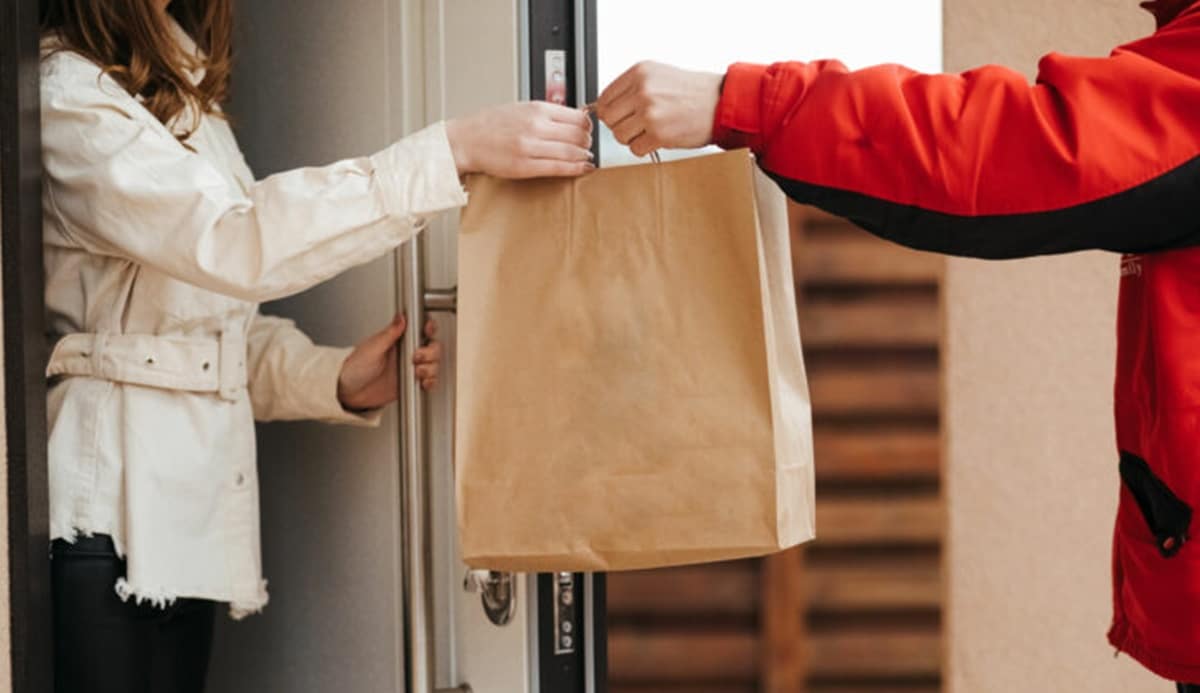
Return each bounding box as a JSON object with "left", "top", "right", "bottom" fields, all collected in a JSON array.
[{"left": 1121, "top": 255, "right": 1144, "bottom": 278}]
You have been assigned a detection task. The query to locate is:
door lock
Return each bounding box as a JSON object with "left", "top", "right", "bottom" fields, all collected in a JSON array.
[
  {"left": 463, "top": 570, "right": 517, "bottom": 626},
  {"left": 553, "top": 572, "right": 577, "bottom": 654}
]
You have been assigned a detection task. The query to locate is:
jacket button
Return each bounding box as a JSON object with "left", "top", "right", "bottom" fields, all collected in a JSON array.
[
  {"left": 234, "top": 472, "right": 246, "bottom": 487},
  {"left": 202, "top": 361, "right": 211, "bottom": 372},
  {"left": 1163, "top": 537, "right": 1179, "bottom": 552}
]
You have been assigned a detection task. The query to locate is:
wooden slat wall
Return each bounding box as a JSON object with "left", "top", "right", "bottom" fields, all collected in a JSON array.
[{"left": 608, "top": 204, "right": 945, "bottom": 692}]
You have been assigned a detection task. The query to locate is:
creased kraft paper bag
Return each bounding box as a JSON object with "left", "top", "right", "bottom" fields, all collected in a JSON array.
[{"left": 456, "top": 149, "right": 814, "bottom": 572}]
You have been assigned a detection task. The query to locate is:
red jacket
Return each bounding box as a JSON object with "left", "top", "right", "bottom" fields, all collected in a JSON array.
[{"left": 713, "top": 3, "right": 1200, "bottom": 681}]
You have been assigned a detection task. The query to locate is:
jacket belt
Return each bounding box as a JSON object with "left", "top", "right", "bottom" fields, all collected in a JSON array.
[{"left": 46, "top": 328, "right": 248, "bottom": 402}]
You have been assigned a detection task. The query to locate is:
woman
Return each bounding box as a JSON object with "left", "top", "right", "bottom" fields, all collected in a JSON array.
[{"left": 39, "top": 0, "right": 593, "bottom": 691}]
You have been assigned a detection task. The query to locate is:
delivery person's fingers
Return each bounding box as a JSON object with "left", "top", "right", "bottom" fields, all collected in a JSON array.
[
  {"left": 600, "top": 63, "right": 722, "bottom": 150},
  {"left": 597, "top": 90, "right": 641, "bottom": 134},
  {"left": 610, "top": 112, "right": 648, "bottom": 147},
  {"left": 628, "top": 133, "right": 662, "bottom": 159},
  {"left": 597, "top": 62, "right": 646, "bottom": 111}
]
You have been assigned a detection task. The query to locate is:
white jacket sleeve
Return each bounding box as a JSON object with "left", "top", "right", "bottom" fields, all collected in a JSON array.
[
  {"left": 246, "top": 313, "right": 382, "bottom": 426},
  {"left": 40, "top": 52, "right": 467, "bottom": 303}
]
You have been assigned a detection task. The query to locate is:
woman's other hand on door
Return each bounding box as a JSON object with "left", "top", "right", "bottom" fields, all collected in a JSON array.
[
  {"left": 446, "top": 102, "right": 594, "bottom": 179},
  {"left": 596, "top": 62, "right": 723, "bottom": 157},
  {"left": 338, "top": 314, "right": 442, "bottom": 412}
]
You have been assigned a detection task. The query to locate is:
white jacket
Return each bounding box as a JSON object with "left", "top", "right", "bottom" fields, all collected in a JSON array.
[{"left": 40, "top": 35, "right": 466, "bottom": 617}]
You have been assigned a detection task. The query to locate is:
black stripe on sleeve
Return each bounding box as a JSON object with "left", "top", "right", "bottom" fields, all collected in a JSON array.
[{"left": 767, "top": 155, "right": 1200, "bottom": 260}]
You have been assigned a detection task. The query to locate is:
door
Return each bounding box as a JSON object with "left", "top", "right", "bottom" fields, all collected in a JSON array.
[
  {"left": 207, "top": 1, "right": 604, "bottom": 691},
  {"left": 204, "top": 0, "right": 428, "bottom": 688},
  {"left": 1, "top": 1, "right": 53, "bottom": 691}
]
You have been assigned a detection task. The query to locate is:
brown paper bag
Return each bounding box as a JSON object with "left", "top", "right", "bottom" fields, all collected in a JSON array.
[{"left": 456, "top": 149, "right": 814, "bottom": 572}]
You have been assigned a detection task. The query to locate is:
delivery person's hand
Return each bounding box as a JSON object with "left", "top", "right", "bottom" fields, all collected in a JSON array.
[
  {"left": 446, "top": 102, "right": 594, "bottom": 179},
  {"left": 596, "top": 62, "right": 723, "bottom": 157},
  {"left": 338, "top": 314, "right": 442, "bottom": 412}
]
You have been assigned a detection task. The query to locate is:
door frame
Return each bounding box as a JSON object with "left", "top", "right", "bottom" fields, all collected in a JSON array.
[
  {"left": 1, "top": 1, "right": 54, "bottom": 692},
  {"left": 521, "top": 2, "right": 605, "bottom": 691}
]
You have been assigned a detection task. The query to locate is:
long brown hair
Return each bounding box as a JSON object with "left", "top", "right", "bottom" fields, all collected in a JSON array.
[{"left": 39, "top": 0, "right": 233, "bottom": 142}]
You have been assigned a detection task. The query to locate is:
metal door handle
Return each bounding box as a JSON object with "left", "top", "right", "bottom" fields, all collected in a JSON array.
[
  {"left": 398, "top": 240, "right": 465, "bottom": 693},
  {"left": 424, "top": 288, "right": 457, "bottom": 314}
]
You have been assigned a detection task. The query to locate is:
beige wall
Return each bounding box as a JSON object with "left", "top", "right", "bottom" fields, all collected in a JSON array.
[{"left": 943, "top": 2, "right": 1163, "bottom": 691}]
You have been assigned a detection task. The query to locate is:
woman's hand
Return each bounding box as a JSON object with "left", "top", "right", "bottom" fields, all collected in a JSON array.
[
  {"left": 337, "top": 314, "right": 442, "bottom": 412},
  {"left": 595, "top": 62, "right": 724, "bottom": 157},
  {"left": 446, "top": 101, "right": 594, "bottom": 179}
]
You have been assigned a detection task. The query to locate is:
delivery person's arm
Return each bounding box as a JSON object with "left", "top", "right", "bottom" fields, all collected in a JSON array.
[{"left": 596, "top": 12, "right": 1200, "bottom": 259}]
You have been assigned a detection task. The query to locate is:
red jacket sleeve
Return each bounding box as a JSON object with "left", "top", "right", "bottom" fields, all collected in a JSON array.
[{"left": 713, "top": 9, "right": 1200, "bottom": 258}]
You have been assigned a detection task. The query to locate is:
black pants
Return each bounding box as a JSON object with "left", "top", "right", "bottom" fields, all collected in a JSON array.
[
  {"left": 1180, "top": 685, "right": 1200, "bottom": 692},
  {"left": 51, "top": 535, "right": 215, "bottom": 693}
]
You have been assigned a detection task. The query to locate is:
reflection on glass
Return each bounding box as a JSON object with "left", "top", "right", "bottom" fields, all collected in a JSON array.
[{"left": 595, "top": 0, "right": 943, "bottom": 166}]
